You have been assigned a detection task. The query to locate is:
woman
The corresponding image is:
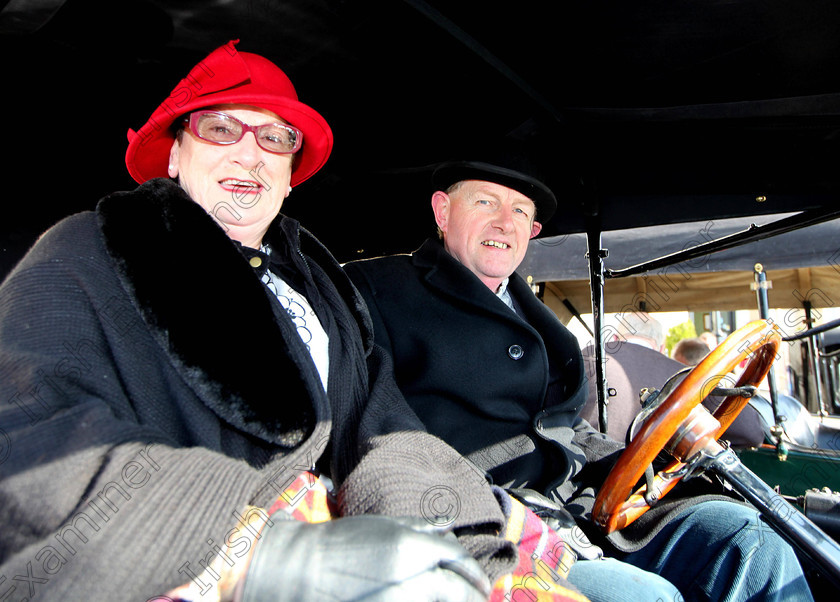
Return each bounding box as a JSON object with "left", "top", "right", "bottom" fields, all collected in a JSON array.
[{"left": 0, "top": 40, "right": 516, "bottom": 600}]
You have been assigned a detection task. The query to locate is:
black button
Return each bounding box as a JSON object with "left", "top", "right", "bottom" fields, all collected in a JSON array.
[{"left": 508, "top": 344, "right": 524, "bottom": 360}]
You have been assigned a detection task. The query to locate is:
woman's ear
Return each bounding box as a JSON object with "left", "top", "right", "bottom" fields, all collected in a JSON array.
[{"left": 167, "top": 140, "right": 181, "bottom": 178}]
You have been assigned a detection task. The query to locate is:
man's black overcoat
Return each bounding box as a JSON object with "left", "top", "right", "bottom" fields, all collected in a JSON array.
[{"left": 346, "top": 238, "right": 732, "bottom": 552}]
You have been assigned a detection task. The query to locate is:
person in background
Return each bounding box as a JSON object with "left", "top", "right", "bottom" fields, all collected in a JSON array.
[
  {"left": 0, "top": 41, "right": 522, "bottom": 601},
  {"left": 581, "top": 313, "right": 763, "bottom": 447},
  {"left": 699, "top": 330, "right": 719, "bottom": 350},
  {"left": 580, "top": 312, "right": 687, "bottom": 441},
  {"left": 345, "top": 155, "right": 810, "bottom": 601},
  {"left": 672, "top": 337, "right": 712, "bottom": 365}
]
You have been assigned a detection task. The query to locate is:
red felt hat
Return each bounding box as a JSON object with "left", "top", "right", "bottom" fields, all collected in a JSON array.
[{"left": 125, "top": 40, "right": 333, "bottom": 187}]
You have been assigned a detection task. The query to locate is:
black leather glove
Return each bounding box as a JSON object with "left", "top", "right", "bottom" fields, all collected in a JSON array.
[
  {"left": 239, "top": 515, "right": 491, "bottom": 601},
  {"left": 507, "top": 487, "right": 577, "bottom": 531}
]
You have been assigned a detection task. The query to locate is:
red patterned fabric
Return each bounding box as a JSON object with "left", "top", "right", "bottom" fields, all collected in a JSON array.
[
  {"left": 267, "top": 470, "right": 337, "bottom": 522},
  {"left": 270, "top": 472, "right": 588, "bottom": 602}
]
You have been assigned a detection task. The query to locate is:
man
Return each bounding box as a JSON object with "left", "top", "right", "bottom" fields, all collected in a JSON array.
[
  {"left": 673, "top": 337, "right": 712, "bottom": 365},
  {"left": 345, "top": 157, "right": 812, "bottom": 601},
  {"left": 580, "top": 312, "right": 685, "bottom": 442}
]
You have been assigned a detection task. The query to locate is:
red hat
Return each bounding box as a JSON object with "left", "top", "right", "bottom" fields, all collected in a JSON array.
[{"left": 125, "top": 40, "right": 333, "bottom": 187}]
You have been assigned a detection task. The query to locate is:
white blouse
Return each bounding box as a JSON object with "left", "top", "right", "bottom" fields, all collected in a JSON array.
[{"left": 259, "top": 246, "right": 330, "bottom": 392}]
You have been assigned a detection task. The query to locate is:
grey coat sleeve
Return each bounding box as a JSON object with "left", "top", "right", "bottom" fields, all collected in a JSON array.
[{"left": 0, "top": 220, "right": 308, "bottom": 599}]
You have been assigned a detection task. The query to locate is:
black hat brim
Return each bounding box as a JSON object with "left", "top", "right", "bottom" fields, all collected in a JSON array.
[{"left": 432, "top": 160, "right": 557, "bottom": 223}]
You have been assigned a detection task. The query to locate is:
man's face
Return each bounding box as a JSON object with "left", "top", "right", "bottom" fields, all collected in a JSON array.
[{"left": 432, "top": 180, "right": 542, "bottom": 291}]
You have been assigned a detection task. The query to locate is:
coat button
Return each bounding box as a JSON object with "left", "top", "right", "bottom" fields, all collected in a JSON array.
[
  {"left": 508, "top": 344, "right": 524, "bottom": 360},
  {"left": 249, "top": 256, "right": 263, "bottom": 268}
]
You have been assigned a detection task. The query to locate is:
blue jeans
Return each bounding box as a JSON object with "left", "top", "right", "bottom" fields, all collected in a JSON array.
[
  {"left": 567, "top": 500, "right": 813, "bottom": 602},
  {"left": 568, "top": 556, "right": 683, "bottom": 601}
]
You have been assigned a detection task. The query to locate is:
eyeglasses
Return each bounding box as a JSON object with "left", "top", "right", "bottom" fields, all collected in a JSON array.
[{"left": 184, "top": 110, "right": 303, "bottom": 154}]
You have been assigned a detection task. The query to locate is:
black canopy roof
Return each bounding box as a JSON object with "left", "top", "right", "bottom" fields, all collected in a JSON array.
[{"left": 3, "top": 0, "right": 839, "bottom": 272}]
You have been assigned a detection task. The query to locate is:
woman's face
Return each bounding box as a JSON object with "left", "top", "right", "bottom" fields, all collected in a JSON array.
[{"left": 168, "top": 105, "right": 295, "bottom": 247}]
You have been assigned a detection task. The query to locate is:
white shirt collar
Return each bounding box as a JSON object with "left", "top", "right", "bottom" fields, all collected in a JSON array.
[{"left": 495, "top": 277, "right": 515, "bottom": 312}]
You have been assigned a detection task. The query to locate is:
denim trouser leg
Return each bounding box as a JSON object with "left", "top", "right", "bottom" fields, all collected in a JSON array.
[
  {"left": 623, "top": 500, "right": 813, "bottom": 601},
  {"left": 567, "top": 556, "right": 684, "bottom": 602}
]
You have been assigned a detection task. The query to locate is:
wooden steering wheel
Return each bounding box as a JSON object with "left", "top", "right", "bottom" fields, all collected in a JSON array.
[{"left": 592, "top": 319, "right": 782, "bottom": 534}]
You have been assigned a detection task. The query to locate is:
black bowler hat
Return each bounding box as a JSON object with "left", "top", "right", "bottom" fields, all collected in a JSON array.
[{"left": 431, "top": 157, "right": 557, "bottom": 223}]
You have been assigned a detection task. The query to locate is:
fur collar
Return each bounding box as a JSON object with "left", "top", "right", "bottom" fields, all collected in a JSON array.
[{"left": 96, "top": 178, "right": 365, "bottom": 446}]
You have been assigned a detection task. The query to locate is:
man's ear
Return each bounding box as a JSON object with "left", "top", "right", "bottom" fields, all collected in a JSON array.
[
  {"left": 530, "top": 220, "right": 543, "bottom": 239},
  {"left": 431, "top": 191, "right": 450, "bottom": 233}
]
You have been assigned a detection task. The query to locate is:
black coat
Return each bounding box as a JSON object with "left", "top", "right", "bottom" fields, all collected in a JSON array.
[
  {"left": 346, "top": 238, "right": 734, "bottom": 553},
  {"left": 0, "top": 181, "right": 512, "bottom": 599},
  {"left": 345, "top": 239, "right": 622, "bottom": 498}
]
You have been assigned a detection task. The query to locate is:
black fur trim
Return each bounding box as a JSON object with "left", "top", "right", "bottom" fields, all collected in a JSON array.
[{"left": 97, "top": 178, "right": 317, "bottom": 446}]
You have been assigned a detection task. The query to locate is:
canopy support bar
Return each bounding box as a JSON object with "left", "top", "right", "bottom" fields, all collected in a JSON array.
[
  {"left": 607, "top": 208, "right": 840, "bottom": 280},
  {"left": 585, "top": 220, "right": 609, "bottom": 433}
]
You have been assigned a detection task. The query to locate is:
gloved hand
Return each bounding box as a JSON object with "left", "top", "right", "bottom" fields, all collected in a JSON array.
[
  {"left": 239, "top": 515, "right": 491, "bottom": 601},
  {"left": 507, "top": 487, "right": 577, "bottom": 531}
]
